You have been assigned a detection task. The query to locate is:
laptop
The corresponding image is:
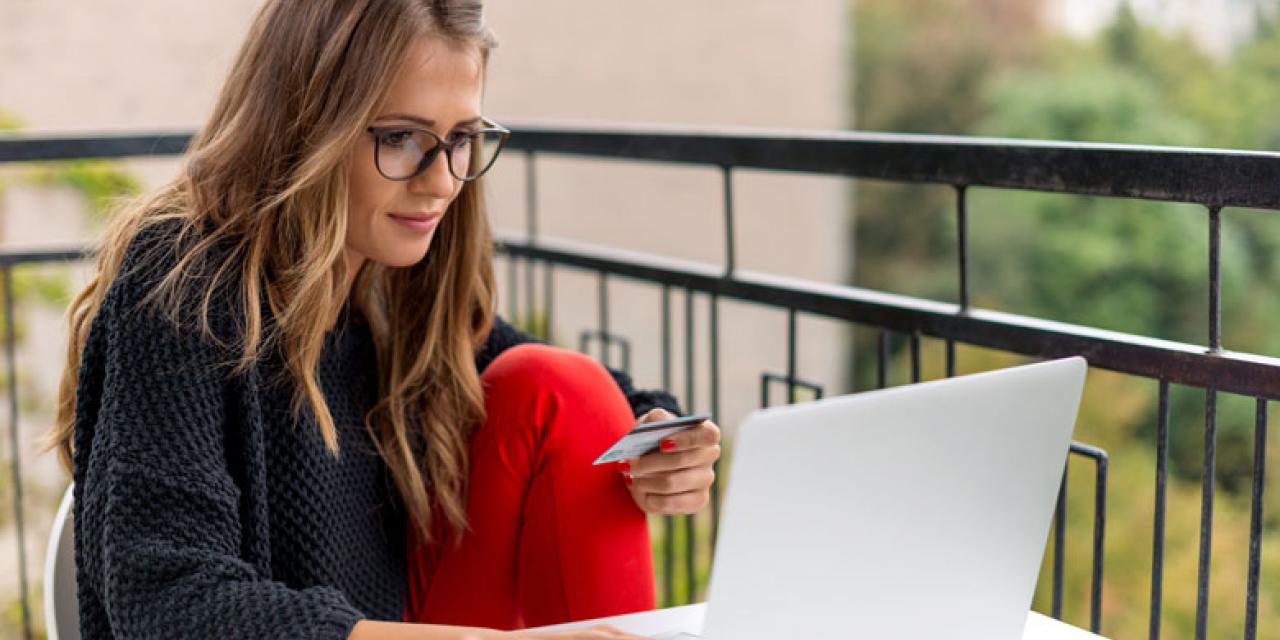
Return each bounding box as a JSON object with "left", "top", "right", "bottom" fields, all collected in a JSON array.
[{"left": 651, "top": 356, "right": 1087, "bottom": 640}]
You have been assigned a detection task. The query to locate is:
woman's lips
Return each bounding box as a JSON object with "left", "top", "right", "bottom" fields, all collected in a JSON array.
[{"left": 388, "top": 212, "right": 441, "bottom": 233}]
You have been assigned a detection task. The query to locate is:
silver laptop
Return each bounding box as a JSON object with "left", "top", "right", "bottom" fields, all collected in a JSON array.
[{"left": 654, "top": 356, "right": 1086, "bottom": 640}]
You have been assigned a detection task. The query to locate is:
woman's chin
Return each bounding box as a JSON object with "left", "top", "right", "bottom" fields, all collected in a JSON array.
[{"left": 373, "top": 238, "right": 436, "bottom": 268}]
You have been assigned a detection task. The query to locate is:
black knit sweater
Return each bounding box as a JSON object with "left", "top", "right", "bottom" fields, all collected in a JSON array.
[{"left": 70, "top": 222, "right": 680, "bottom": 639}]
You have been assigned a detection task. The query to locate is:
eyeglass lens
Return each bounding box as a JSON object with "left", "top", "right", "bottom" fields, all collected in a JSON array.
[{"left": 374, "top": 129, "right": 503, "bottom": 181}]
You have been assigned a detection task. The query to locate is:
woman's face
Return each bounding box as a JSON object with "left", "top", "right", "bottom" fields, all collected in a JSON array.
[{"left": 346, "top": 37, "right": 485, "bottom": 271}]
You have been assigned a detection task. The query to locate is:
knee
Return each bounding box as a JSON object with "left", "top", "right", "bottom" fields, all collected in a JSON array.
[
  {"left": 482, "top": 343, "right": 619, "bottom": 406},
  {"left": 480, "top": 344, "right": 634, "bottom": 456}
]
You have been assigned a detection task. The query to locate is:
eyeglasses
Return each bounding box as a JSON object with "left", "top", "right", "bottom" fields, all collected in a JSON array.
[{"left": 366, "top": 117, "right": 510, "bottom": 182}]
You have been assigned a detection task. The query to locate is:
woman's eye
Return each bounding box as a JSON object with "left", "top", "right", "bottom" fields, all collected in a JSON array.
[
  {"left": 380, "top": 130, "right": 413, "bottom": 147},
  {"left": 448, "top": 131, "right": 476, "bottom": 147}
]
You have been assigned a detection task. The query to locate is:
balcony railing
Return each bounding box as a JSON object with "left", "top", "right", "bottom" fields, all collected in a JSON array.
[{"left": 2, "top": 123, "right": 1279, "bottom": 640}]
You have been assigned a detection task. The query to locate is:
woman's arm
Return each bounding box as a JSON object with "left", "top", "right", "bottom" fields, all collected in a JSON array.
[
  {"left": 476, "top": 316, "right": 683, "bottom": 417},
  {"left": 74, "top": 254, "right": 364, "bottom": 639},
  {"left": 349, "top": 620, "right": 647, "bottom": 639},
  {"left": 349, "top": 620, "right": 496, "bottom": 639}
]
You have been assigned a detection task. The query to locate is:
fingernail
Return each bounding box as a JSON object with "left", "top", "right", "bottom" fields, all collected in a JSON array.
[
  {"left": 618, "top": 460, "right": 631, "bottom": 474},
  {"left": 660, "top": 439, "right": 676, "bottom": 452},
  {"left": 624, "top": 474, "right": 633, "bottom": 486}
]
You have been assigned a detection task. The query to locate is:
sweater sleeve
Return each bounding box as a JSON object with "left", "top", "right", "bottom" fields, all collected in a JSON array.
[
  {"left": 72, "top": 244, "right": 364, "bottom": 639},
  {"left": 475, "top": 315, "right": 684, "bottom": 417}
]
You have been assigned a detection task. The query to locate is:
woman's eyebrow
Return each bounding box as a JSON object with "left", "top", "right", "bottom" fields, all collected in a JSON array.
[{"left": 375, "top": 113, "right": 483, "bottom": 128}]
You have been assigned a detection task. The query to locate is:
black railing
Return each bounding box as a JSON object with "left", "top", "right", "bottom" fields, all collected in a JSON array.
[{"left": 2, "top": 123, "right": 1278, "bottom": 640}]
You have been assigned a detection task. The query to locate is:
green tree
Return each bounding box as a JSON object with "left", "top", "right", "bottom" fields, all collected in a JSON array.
[{"left": 852, "top": 2, "right": 1280, "bottom": 636}]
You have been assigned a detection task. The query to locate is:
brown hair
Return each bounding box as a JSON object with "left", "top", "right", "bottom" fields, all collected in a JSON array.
[{"left": 46, "top": 0, "right": 499, "bottom": 544}]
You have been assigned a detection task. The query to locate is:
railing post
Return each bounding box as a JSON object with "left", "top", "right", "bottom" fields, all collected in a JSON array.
[
  {"left": 1052, "top": 464, "right": 1067, "bottom": 620},
  {"left": 1244, "top": 397, "right": 1267, "bottom": 640},
  {"left": 786, "top": 309, "right": 798, "bottom": 404},
  {"left": 948, "top": 184, "right": 969, "bottom": 377},
  {"left": 3, "top": 265, "right": 33, "bottom": 640},
  {"left": 721, "top": 165, "right": 736, "bottom": 279},
  {"left": 1207, "top": 206, "right": 1222, "bottom": 353},
  {"left": 709, "top": 291, "right": 722, "bottom": 554},
  {"left": 683, "top": 287, "right": 697, "bottom": 603},
  {"left": 525, "top": 150, "right": 538, "bottom": 244},
  {"left": 1149, "top": 380, "right": 1170, "bottom": 640},
  {"left": 1194, "top": 387, "right": 1218, "bottom": 640},
  {"left": 1195, "top": 204, "right": 1223, "bottom": 640},
  {"left": 660, "top": 284, "right": 674, "bottom": 607}
]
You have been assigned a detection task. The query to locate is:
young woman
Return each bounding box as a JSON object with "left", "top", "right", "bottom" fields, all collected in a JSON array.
[{"left": 45, "top": 1, "right": 721, "bottom": 638}]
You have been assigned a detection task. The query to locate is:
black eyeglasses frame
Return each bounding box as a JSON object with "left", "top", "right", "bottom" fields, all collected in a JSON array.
[{"left": 366, "top": 117, "right": 510, "bottom": 183}]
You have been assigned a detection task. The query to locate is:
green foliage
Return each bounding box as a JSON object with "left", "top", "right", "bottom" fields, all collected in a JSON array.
[
  {"left": 0, "top": 110, "right": 21, "bottom": 131},
  {"left": 0, "top": 108, "right": 141, "bottom": 224},
  {"left": 1, "top": 587, "right": 48, "bottom": 640},
  {"left": 510, "top": 308, "right": 554, "bottom": 346},
  {"left": 1104, "top": 2, "right": 1143, "bottom": 66},
  {"left": 25, "top": 159, "right": 142, "bottom": 222},
  {"left": 12, "top": 266, "right": 74, "bottom": 308},
  {"left": 980, "top": 66, "right": 1205, "bottom": 146},
  {"left": 853, "top": 1, "right": 1280, "bottom": 637}
]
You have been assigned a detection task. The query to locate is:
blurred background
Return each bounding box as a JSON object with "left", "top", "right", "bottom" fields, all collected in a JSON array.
[{"left": 1, "top": 0, "right": 1279, "bottom": 638}]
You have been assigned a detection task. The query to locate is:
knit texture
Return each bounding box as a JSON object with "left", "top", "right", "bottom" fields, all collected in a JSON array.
[{"left": 71, "top": 220, "right": 681, "bottom": 640}]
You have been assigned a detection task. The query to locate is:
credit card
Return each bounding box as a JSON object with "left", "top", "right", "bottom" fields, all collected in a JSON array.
[{"left": 592, "top": 413, "right": 712, "bottom": 465}]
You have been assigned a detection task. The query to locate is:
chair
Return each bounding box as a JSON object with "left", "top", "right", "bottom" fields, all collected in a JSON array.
[{"left": 43, "top": 483, "right": 79, "bottom": 640}]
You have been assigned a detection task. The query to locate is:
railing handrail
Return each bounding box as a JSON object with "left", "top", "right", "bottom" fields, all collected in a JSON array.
[
  {"left": 4, "top": 234, "right": 1272, "bottom": 398},
  {"left": 1, "top": 123, "right": 1275, "bottom": 639},
  {"left": 495, "top": 233, "right": 1280, "bottom": 399},
  {"left": 5, "top": 122, "right": 1280, "bottom": 209}
]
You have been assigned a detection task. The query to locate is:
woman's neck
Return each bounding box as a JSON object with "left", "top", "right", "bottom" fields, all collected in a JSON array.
[{"left": 332, "top": 249, "right": 366, "bottom": 331}]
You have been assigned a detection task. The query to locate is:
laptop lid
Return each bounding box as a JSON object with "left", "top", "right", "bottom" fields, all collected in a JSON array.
[{"left": 699, "top": 357, "right": 1087, "bottom": 640}]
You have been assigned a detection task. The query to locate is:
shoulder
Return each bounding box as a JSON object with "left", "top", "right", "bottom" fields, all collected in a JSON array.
[
  {"left": 101, "top": 216, "right": 244, "bottom": 359},
  {"left": 109, "top": 216, "right": 201, "bottom": 304}
]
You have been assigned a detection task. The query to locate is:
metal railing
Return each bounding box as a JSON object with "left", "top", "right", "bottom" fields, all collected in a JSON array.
[{"left": 2, "top": 123, "right": 1279, "bottom": 640}]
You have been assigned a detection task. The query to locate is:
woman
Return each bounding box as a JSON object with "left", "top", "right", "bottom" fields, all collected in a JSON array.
[{"left": 45, "top": 1, "right": 721, "bottom": 638}]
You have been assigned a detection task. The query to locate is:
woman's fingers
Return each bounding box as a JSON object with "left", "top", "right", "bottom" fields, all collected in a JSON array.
[
  {"left": 612, "top": 420, "right": 721, "bottom": 475},
  {"left": 656, "top": 421, "right": 721, "bottom": 452},
  {"left": 637, "top": 407, "right": 676, "bottom": 423},
  {"left": 638, "top": 488, "right": 710, "bottom": 515},
  {"left": 627, "top": 464, "right": 716, "bottom": 496},
  {"left": 633, "top": 411, "right": 721, "bottom": 454},
  {"left": 619, "top": 444, "right": 720, "bottom": 477}
]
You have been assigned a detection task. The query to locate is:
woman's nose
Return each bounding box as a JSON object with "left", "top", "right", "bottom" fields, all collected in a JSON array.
[{"left": 408, "top": 147, "right": 459, "bottom": 199}]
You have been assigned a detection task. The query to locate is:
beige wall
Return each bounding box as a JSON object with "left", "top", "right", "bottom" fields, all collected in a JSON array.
[
  {"left": 1, "top": 1, "right": 848, "bottom": 128},
  {"left": 478, "top": 1, "right": 852, "bottom": 451},
  {"left": 484, "top": 2, "right": 848, "bottom": 128},
  {"left": 0, "top": 0, "right": 851, "bottom": 609},
  {"left": 0, "top": 0, "right": 263, "bottom": 130}
]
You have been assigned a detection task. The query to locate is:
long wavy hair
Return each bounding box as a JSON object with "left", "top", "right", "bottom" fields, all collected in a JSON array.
[{"left": 47, "top": 0, "right": 499, "bottom": 544}]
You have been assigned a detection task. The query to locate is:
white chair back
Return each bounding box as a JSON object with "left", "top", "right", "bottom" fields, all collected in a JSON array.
[{"left": 43, "top": 484, "right": 79, "bottom": 640}]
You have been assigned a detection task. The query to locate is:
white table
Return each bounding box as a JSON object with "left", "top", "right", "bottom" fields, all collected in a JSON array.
[{"left": 527, "top": 602, "right": 1107, "bottom": 639}]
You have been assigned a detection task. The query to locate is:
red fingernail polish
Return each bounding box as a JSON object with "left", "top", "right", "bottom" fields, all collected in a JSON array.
[
  {"left": 618, "top": 460, "right": 631, "bottom": 474},
  {"left": 624, "top": 474, "right": 633, "bottom": 486},
  {"left": 660, "top": 439, "right": 676, "bottom": 452}
]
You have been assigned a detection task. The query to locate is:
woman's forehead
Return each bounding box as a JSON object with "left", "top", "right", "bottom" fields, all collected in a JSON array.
[{"left": 382, "top": 38, "right": 484, "bottom": 113}]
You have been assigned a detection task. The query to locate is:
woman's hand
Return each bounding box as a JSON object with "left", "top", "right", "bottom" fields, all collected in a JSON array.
[
  {"left": 617, "top": 408, "right": 722, "bottom": 515},
  {"left": 505, "top": 623, "right": 649, "bottom": 639}
]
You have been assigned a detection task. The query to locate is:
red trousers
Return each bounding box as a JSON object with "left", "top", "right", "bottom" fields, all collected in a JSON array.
[{"left": 403, "top": 343, "right": 657, "bottom": 629}]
